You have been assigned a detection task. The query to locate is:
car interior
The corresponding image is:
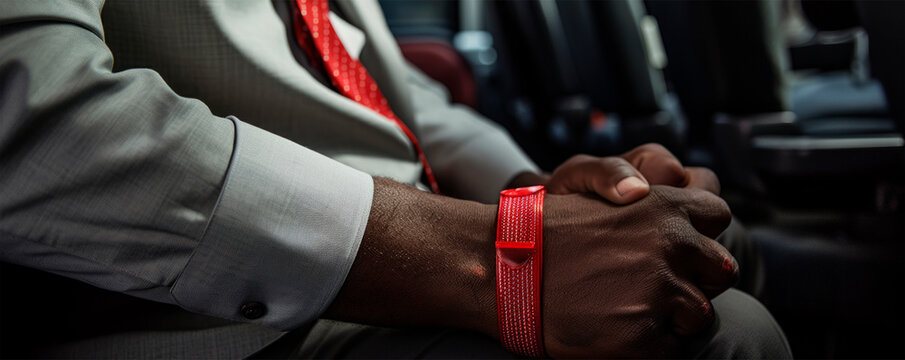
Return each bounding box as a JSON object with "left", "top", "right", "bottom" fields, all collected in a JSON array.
[
  {"left": 0, "top": 0, "right": 900, "bottom": 357},
  {"left": 379, "top": 0, "right": 904, "bottom": 357}
]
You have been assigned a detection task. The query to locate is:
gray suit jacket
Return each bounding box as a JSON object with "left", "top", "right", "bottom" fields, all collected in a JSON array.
[{"left": 0, "top": 0, "right": 537, "bottom": 357}]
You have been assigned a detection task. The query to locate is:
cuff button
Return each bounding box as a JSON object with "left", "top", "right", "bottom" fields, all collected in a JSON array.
[{"left": 241, "top": 302, "right": 267, "bottom": 319}]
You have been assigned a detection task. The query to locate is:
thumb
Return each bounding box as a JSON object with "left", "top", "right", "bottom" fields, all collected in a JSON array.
[{"left": 547, "top": 156, "right": 650, "bottom": 205}]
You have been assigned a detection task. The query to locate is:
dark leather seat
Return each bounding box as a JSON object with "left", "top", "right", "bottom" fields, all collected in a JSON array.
[
  {"left": 646, "top": 0, "right": 902, "bottom": 198},
  {"left": 485, "top": 0, "right": 684, "bottom": 168}
]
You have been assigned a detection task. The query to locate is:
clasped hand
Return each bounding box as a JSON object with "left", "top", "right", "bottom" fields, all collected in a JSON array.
[
  {"left": 330, "top": 143, "right": 738, "bottom": 359},
  {"left": 531, "top": 144, "right": 737, "bottom": 358}
]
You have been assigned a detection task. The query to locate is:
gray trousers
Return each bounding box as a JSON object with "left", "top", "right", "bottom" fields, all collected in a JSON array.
[
  {"left": 36, "top": 288, "right": 789, "bottom": 359},
  {"left": 252, "top": 288, "right": 790, "bottom": 359}
]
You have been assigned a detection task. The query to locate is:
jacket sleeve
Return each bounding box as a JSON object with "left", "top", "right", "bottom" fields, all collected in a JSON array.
[
  {"left": 0, "top": 0, "right": 372, "bottom": 331},
  {"left": 406, "top": 63, "right": 541, "bottom": 203}
]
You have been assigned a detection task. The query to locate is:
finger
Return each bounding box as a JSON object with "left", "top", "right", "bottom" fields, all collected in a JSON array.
[
  {"left": 657, "top": 186, "right": 731, "bottom": 239},
  {"left": 548, "top": 156, "right": 650, "bottom": 205},
  {"left": 686, "top": 190, "right": 731, "bottom": 239},
  {"left": 683, "top": 167, "right": 721, "bottom": 196},
  {"left": 622, "top": 143, "right": 686, "bottom": 186},
  {"left": 590, "top": 157, "right": 649, "bottom": 204},
  {"left": 671, "top": 281, "right": 716, "bottom": 336},
  {"left": 661, "top": 216, "right": 739, "bottom": 299},
  {"left": 690, "top": 235, "right": 740, "bottom": 298}
]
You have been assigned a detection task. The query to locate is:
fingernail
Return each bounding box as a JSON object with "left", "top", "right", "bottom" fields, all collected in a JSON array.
[
  {"left": 616, "top": 176, "right": 648, "bottom": 196},
  {"left": 722, "top": 256, "right": 735, "bottom": 273}
]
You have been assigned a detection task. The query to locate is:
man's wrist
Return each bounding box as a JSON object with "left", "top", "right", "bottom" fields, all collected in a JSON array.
[
  {"left": 325, "top": 178, "right": 499, "bottom": 337},
  {"left": 445, "top": 196, "right": 500, "bottom": 337}
]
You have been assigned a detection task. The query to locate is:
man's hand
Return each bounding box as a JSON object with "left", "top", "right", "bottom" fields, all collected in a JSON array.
[
  {"left": 542, "top": 186, "right": 736, "bottom": 357},
  {"left": 326, "top": 178, "right": 737, "bottom": 358},
  {"left": 620, "top": 143, "right": 720, "bottom": 195},
  {"left": 512, "top": 143, "right": 721, "bottom": 204}
]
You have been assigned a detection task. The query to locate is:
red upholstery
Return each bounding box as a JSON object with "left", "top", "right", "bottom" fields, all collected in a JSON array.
[{"left": 398, "top": 39, "right": 478, "bottom": 109}]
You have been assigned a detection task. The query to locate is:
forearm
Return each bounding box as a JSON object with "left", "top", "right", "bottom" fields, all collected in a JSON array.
[{"left": 324, "top": 177, "right": 499, "bottom": 336}]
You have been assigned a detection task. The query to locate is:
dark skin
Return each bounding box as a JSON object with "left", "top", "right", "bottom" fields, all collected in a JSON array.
[
  {"left": 512, "top": 143, "right": 722, "bottom": 202},
  {"left": 325, "top": 143, "right": 737, "bottom": 358}
]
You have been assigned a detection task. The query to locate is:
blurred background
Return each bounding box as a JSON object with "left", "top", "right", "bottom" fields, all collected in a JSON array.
[{"left": 377, "top": 0, "right": 904, "bottom": 357}]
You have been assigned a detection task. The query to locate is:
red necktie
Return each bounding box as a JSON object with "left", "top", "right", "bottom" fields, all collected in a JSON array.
[{"left": 293, "top": 0, "right": 440, "bottom": 194}]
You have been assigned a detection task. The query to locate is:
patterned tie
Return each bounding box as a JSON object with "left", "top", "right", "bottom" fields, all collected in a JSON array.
[{"left": 293, "top": 0, "right": 440, "bottom": 193}]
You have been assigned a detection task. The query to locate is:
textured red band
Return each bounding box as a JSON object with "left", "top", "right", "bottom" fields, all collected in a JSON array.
[{"left": 496, "top": 185, "right": 546, "bottom": 357}]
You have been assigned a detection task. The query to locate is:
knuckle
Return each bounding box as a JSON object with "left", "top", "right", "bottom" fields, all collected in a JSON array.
[
  {"left": 599, "top": 157, "right": 635, "bottom": 175},
  {"left": 568, "top": 154, "right": 596, "bottom": 164},
  {"left": 713, "top": 199, "right": 732, "bottom": 226},
  {"left": 690, "top": 189, "right": 731, "bottom": 217},
  {"left": 658, "top": 215, "right": 698, "bottom": 249},
  {"left": 662, "top": 162, "right": 688, "bottom": 183},
  {"left": 692, "top": 167, "right": 721, "bottom": 186},
  {"left": 638, "top": 143, "right": 670, "bottom": 155},
  {"left": 686, "top": 186, "right": 714, "bottom": 202},
  {"left": 698, "top": 300, "right": 716, "bottom": 325},
  {"left": 599, "top": 156, "right": 629, "bottom": 167},
  {"left": 682, "top": 286, "right": 716, "bottom": 326},
  {"left": 697, "top": 167, "right": 718, "bottom": 180},
  {"left": 556, "top": 154, "right": 594, "bottom": 172}
]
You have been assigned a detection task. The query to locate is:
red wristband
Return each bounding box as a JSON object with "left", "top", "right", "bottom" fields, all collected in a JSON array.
[{"left": 496, "top": 185, "right": 546, "bottom": 357}]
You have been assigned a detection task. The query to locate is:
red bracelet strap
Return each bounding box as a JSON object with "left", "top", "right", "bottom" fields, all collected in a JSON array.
[{"left": 496, "top": 185, "right": 546, "bottom": 357}]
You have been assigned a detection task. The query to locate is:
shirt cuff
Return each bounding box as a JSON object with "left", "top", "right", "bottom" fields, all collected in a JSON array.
[{"left": 171, "top": 117, "right": 373, "bottom": 330}]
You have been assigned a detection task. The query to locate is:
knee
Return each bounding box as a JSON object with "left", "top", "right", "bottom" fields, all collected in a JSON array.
[{"left": 695, "top": 289, "right": 792, "bottom": 359}]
